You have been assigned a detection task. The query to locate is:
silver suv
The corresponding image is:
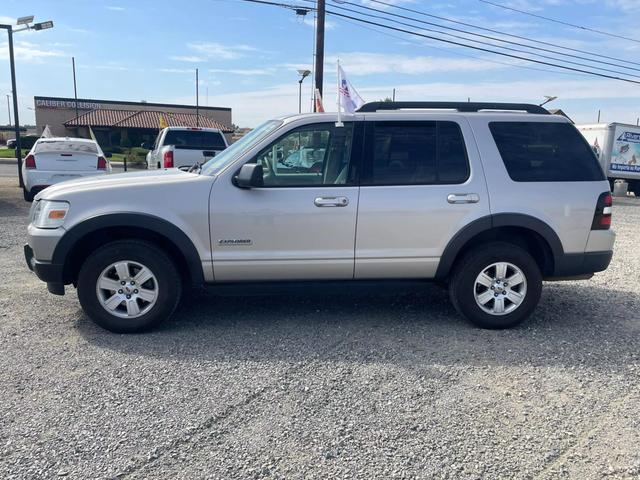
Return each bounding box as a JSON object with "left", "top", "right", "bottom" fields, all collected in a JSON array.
[{"left": 25, "top": 102, "right": 615, "bottom": 333}]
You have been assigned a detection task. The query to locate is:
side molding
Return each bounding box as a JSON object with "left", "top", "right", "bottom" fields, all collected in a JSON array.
[{"left": 52, "top": 213, "right": 204, "bottom": 285}]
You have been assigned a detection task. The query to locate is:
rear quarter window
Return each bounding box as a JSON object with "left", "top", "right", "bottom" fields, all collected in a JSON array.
[
  {"left": 489, "top": 122, "right": 605, "bottom": 182},
  {"left": 164, "top": 130, "right": 226, "bottom": 150}
]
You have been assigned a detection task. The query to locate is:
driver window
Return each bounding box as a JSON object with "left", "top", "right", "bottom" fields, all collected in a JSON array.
[{"left": 253, "top": 123, "right": 353, "bottom": 187}]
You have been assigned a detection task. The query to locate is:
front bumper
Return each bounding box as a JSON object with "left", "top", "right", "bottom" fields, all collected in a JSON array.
[{"left": 24, "top": 244, "right": 65, "bottom": 295}]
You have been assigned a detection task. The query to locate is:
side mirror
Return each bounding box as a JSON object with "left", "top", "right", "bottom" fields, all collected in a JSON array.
[
  {"left": 141, "top": 142, "right": 150, "bottom": 149},
  {"left": 104, "top": 152, "right": 112, "bottom": 158},
  {"left": 235, "top": 163, "right": 263, "bottom": 188}
]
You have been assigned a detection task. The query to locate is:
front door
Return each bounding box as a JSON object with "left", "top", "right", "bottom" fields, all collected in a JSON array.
[{"left": 211, "top": 121, "right": 360, "bottom": 281}]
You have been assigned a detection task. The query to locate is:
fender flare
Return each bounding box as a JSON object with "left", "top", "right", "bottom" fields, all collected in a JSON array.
[
  {"left": 52, "top": 213, "right": 204, "bottom": 285},
  {"left": 435, "top": 213, "right": 564, "bottom": 279}
]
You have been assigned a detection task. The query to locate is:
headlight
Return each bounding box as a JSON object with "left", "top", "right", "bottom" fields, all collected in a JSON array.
[{"left": 31, "top": 200, "right": 70, "bottom": 229}]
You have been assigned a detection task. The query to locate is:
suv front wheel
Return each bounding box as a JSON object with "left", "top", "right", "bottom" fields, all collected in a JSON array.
[
  {"left": 77, "top": 240, "right": 182, "bottom": 333},
  {"left": 449, "top": 242, "right": 542, "bottom": 329}
]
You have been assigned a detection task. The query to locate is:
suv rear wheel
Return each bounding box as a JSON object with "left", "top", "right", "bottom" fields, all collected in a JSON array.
[
  {"left": 449, "top": 242, "right": 542, "bottom": 329},
  {"left": 77, "top": 240, "right": 182, "bottom": 333}
]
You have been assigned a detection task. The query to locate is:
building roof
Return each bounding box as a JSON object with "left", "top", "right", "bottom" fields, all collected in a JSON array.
[
  {"left": 64, "top": 108, "right": 234, "bottom": 132},
  {"left": 36, "top": 95, "right": 231, "bottom": 112}
]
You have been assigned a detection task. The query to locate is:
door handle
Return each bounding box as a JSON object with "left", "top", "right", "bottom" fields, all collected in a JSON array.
[
  {"left": 314, "top": 196, "right": 349, "bottom": 207},
  {"left": 447, "top": 193, "right": 480, "bottom": 204}
]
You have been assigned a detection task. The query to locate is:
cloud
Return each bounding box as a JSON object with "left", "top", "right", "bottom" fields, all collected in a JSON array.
[
  {"left": 106, "top": 6, "right": 125, "bottom": 11},
  {"left": 175, "top": 76, "right": 640, "bottom": 127},
  {"left": 326, "top": 52, "right": 505, "bottom": 75},
  {"left": 209, "top": 68, "right": 276, "bottom": 76},
  {"left": 184, "top": 41, "right": 259, "bottom": 60},
  {"left": 170, "top": 55, "right": 204, "bottom": 63},
  {"left": 159, "top": 68, "right": 193, "bottom": 74},
  {"left": 0, "top": 16, "right": 16, "bottom": 24},
  {"left": 0, "top": 40, "right": 65, "bottom": 63},
  {"left": 302, "top": 16, "right": 337, "bottom": 30}
]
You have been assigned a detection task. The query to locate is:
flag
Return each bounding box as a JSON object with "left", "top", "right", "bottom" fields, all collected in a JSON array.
[
  {"left": 40, "top": 125, "right": 53, "bottom": 138},
  {"left": 314, "top": 88, "right": 325, "bottom": 113},
  {"left": 338, "top": 65, "right": 364, "bottom": 114},
  {"left": 159, "top": 114, "right": 168, "bottom": 129},
  {"left": 88, "top": 126, "right": 97, "bottom": 142}
]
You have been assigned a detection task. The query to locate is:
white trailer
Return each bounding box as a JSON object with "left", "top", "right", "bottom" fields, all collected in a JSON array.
[{"left": 577, "top": 122, "right": 640, "bottom": 195}]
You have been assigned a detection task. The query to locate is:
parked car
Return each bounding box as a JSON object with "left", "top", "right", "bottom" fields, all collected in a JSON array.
[
  {"left": 24, "top": 102, "right": 615, "bottom": 333},
  {"left": 144, "top": 127, "right": 228, "bottom": 170},
  {"left": 21, "top": 137, "right": 112, "bottom": 201},
  {"left": 7, "top": 134, "right": 39, "bottom": 150}
]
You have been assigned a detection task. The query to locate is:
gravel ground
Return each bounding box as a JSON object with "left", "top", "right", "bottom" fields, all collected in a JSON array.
[{"left": 1, "top": 176, "right": 639, "bottom": 479}]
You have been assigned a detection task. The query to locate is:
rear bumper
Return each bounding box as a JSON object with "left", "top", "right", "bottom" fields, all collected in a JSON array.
[
  {"left": 548, "top": 250, "right": 613, "bottom": 280},
  {"left": 24, "top": 244, "right": 65, "bottom": 295}
]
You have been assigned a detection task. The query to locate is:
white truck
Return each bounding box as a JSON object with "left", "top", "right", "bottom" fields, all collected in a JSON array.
[
  {"left": 577, "top": 122, "right": 640, "bottom": 195},
  {"left": 145, "top": 127, "right": 228, "bottom": 170}
]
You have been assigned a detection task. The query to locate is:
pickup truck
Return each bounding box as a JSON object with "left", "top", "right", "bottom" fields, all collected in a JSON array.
[{"left": 144, "top": 127, "right": 228, "bottom": 169}]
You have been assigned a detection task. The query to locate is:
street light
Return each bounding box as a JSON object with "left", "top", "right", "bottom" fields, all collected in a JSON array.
[
  {"left": 539, "top": 95, "right": 558, "bottom": 107},
  {"left": 0, "top": 16, "right": 54, "bottom": 188},
  {"left": 297, "top": 69, "right": 311, "bottom": 114}
]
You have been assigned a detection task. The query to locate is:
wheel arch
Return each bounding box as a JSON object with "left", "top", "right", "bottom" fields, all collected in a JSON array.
[
  {"left": 53, "top": 213, "right": 205, "bottom": 286},
  {"left": 435, "top": 214, "right": 564, "bottom": 279}
]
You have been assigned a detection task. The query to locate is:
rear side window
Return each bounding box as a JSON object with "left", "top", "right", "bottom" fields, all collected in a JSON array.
[
  {"left": 489, "top": 122, "right": 605, "bottom": 182},
  {"left": 362, "top": 121, "right": 469, "bottom": 185},
  {"left": 164, "top": 130, "right": 226, "bottom": 150},
  {"left": 34, "top": 140, "right": 98, "bottom": 154}
]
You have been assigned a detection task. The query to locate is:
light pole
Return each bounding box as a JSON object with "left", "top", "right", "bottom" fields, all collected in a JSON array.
[
  {"left": 297, "top": 69, "right": 311, "bottom": 114},
  {"left": 0, "top": 16, "right": 54, "bottom": 187},
  {"left": 539, "top": 95, "right": 558, "bottom": 107}
]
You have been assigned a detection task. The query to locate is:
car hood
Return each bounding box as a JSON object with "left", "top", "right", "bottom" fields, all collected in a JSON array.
[{"left": 36, "top": 169, "right": 207, "bottom": 200}]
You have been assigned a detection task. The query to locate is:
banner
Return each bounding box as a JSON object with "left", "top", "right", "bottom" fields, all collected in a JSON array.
[{"left": 611, "top": 125, "right": 640, "bottom": 173}]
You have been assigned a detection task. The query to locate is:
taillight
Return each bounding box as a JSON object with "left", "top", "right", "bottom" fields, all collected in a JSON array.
[
  {"left": 24, "top": 154, "right": 36, "bottom": 169},
  {"left": 97, "top": 156, "right": 107, "bottom": 170},
  {"left": 163, "top": 150, "right": 174, "bottom": 168},
  {"left": 591, "top": 192, "right": 612, "bottom": 230}
]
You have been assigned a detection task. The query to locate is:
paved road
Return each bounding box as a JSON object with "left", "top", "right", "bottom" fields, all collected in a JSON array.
[{"left": 1, "top": 177, "right": 639, "bottom": 479}]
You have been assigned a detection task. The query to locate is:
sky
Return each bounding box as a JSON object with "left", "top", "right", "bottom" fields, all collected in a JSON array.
[{"left": 1, "top": 0, "right": 640, "bottom": 127}]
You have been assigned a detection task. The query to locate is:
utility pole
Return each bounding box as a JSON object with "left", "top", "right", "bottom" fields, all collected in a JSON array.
[
  {"left": 72, "top": 57, "right": 79, "bottom": 120},
  {"left": 6, "top": 26, "right": 23, "bottom": 187},
  {"left": 313, "top": 0, "right": 325, "bottom": 111},
  {"left": 6, "top": 94, "right": 11, "bottom": 126},
  {"left": 195, "top": 68, "right": 199, "bottom": 127}
]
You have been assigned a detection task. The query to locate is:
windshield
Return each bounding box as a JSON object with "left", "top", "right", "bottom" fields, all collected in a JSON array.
[
  {"left": 35, "top": 140, "right": 98, "bottom": 155},
  {"left": 201, "top": 120, "right": 282, "bottom": 175}
]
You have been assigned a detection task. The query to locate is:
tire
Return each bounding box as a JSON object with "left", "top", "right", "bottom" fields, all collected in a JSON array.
[
  {"left": 77, "top": 240, "right": 182, "bottom": 333},
  {"left": 23, "top": 188, "right": 34, "bottom": 202},
  {"left": 448, "top": 242, "right": 542, "bottom": 329}
]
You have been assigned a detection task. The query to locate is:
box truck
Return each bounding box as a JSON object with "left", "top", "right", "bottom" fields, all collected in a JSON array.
[{"left": 577, "top": 123, "right": 640, "bottom": 194}]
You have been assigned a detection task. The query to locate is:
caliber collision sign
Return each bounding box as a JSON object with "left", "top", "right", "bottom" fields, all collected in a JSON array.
[
  {"left": 611, "top": 126, "right": 640, "bottom": 173},
  {"left": 35, "top": 99, "right": 101, "bottom": 110}
]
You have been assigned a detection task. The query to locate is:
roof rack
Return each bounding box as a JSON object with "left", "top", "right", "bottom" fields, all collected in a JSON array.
[{"left": 356, "top": 101, "right": 549, "bottom": 115}]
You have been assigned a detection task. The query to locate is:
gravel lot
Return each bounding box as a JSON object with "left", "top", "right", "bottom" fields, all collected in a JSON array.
[{"left": 1, "top": 175, "right": 639, "bottom": 479}]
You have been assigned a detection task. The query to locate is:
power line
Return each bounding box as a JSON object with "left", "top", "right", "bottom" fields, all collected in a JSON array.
[
  {"left": 479, "top": 0, "right": 640, "bottom": 44},
  {"left": 325, "top": 0, "right": 640, "bottom": 74},
  {"left": 332, "top": 13, "right": 589, "bottom": 79},
  {"left": 323, "top": 9, "right": 640, "bottom": 85},
  {"left": 356, "top": 0, "right": 640, "bottom": 68},
  {"left": 323, "top": 0, "right": 640, "bottom": 78},
  {"left": 231, "top": 0, "right": 640, "bottom": 84}
]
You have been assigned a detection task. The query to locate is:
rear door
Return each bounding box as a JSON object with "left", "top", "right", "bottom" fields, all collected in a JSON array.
[
  {"left": 33, "top": 140, "right": 99, "bottom": 171},
  {"left": 354, "top": 116, "right": 490, "bottom": 278}
]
